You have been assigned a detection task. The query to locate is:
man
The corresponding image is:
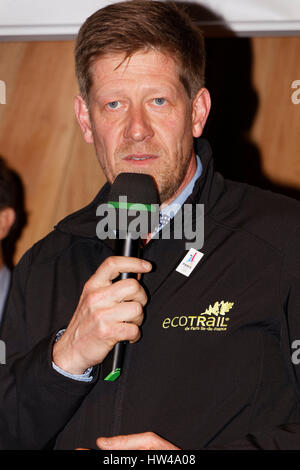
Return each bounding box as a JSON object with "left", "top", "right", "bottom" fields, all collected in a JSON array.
[
  {"left": 1, "top": 0, "right": 300, "bottom": 450},
  {"left": 0, "top": 157, "right": 25, "bottom": 324},
  {"left": 0, "top": 206, "right": 14, "bottom": 323}
]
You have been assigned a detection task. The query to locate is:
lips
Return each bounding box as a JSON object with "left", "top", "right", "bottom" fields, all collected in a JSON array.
[
  {"left": 123, "top": 154, "right": 158, "bottom": 161},
  {"left": 129, "top": 156, "right": 151, "bottom": 161}
]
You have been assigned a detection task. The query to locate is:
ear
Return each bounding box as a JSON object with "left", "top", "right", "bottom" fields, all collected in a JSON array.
[
  {"left": 74, "top": 95, "right": 94, "bottom": 144},
  {"left": 191, "top": 88, "right": 211, "bottom": 138},
  {"left": 0, "top": 208, "right": 16, "bottom": 240}
]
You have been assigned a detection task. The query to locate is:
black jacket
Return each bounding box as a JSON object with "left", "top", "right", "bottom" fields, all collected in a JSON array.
[{"left": 1, "top": 139, "right": 300, "bottom": 450}]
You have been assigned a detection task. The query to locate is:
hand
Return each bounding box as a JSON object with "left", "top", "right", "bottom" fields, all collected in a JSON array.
[
  {"left": 52, "top": 256, "right": 152, "bottom": 375},
  {"left": 96, "top": 432, "right": 180, "bottom": 450}
]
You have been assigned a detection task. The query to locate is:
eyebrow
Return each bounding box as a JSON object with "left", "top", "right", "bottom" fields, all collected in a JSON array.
[{"left": 95, "top": 84, "right": 178, "bottom": 100}]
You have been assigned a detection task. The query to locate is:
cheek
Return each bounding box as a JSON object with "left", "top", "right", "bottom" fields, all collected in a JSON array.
[
  {"left": 155, "top": 116, "right": 183, "bottom": 148},
  {"left": 163, "top": 115, "right": 193, "bottom": 149},
  {"left": 92, "top": 118, "right": 119, "bottom": 154},
  {"left": 162, "top": 107, "right": 192, "bottom": 136}
]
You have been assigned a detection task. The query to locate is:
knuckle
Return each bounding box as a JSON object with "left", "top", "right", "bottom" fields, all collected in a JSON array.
[
  {"left": 82, "top": 280, "right": 91, "bottom": 297},
  {"left": 131, "top": 301, "right": 143, "bottom": 317},
  {"left": 128, "top": 324, "right": 140, "bottom": 341},
  {"left": 85, "top": 292, "right": 97, "bottom": 308},
  {"left": 119, "top": 435, "right": 127, "bottom": 447},
  {"left": 85, "top": 291, "right": 101, "bottom": 309},
  {"left": 97, "top": 320, "right": 111, "bottom": 339},
  {"left": 141, "top": 292, "right": 148, "bottom": 306},
  {"left": 125, "top": 278, "right": 139, "bottom": 292},
  {"left": 104, "top": 256, "right": 117, "bottom": 270},
  {"left": 136, "top": 314, "right": 144, "bottom": 327},
  {"left": 145, "top": 432, "right": 156, "bottom": 449}
]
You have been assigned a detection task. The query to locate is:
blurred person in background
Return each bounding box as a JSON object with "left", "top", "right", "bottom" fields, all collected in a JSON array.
[{"left": 0, "top": 157, "right": 26, "bottom": 323}]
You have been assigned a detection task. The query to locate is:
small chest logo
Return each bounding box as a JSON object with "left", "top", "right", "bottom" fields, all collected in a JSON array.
[
  {"left": 176, "top": 248, "right": 204, "bottom": 277},
  {"left": 162, "top": 301, "right": 234, "bottom": 332}
]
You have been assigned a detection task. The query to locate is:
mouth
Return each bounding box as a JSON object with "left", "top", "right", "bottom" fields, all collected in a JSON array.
[{"left": 123, "top": 154, "right": 159, "bottom": 163}]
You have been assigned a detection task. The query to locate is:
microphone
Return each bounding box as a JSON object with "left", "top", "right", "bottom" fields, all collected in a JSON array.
[{"left": 100, "top": 172, "right": 159, "bottom": 381}]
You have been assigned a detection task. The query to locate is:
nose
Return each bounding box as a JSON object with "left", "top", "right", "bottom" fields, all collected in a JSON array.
[{"left": 123, "top": 106, "right": 154, "bottom": 142}]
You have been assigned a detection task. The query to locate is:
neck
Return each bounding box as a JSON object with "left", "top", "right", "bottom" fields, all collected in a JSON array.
[
  {"left": 143, "top": 152, "right": 197, "bottom": 245},
  {"left": 160, "top": 152, "right": 197, "bottom": 209}
]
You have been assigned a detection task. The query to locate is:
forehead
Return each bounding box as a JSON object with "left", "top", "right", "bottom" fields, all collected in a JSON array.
[{"left": 90, "top": 50, "right": 185, "bottom": 96}]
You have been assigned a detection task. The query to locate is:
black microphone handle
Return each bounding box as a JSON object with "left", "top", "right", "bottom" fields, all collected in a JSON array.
[{"left": 101, "top": 233, "right": 141, "bottom": 381}]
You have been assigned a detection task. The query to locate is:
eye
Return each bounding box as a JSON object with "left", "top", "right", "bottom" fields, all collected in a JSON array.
[
  {"left": 107, "top": 101, "right": 121, "bottom": 109},
  {"left": 153, "top": 98, "right": 166, "bottom": 106}
]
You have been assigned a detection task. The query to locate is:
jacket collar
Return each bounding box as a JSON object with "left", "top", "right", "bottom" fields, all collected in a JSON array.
[{"left": 54, "top": 138, "right": 225, "bottom": 239}]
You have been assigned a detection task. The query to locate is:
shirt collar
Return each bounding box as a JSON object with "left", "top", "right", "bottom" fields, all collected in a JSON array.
[{"left": 160, "top": 154, "right": 202, "bottom": 221}]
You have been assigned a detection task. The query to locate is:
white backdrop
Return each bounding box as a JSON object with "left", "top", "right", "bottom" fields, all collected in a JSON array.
[{"left": 0, "top": 0, "right": 299, "bottom": 39}]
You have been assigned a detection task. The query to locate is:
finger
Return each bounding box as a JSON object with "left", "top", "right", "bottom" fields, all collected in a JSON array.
[
  {"left": 96, "top": 432, "right": 178, "bottom": 450},
  {"left": 97, "top": 321, "right": 141, "bottom": 346},
  {"left": 101, "top": 301, "right": 144, "bottom": 326},
  {"left": 96, "top": 433, "right": 147, "bottom": 450},
  {"left": 114, "top": 322, "right": 141, "bottom": 344},
  {"left": 81, "top": 278, "right": 148, "bottom": 312},
  {"left": 111, "top": 278, "right": 148, "bottom": 305},
  {"left": 89, "top": 256, "right": 152, "bottom": 288},
  {"left": 92, "top": 277, "right": 147, "bottom": 305}
]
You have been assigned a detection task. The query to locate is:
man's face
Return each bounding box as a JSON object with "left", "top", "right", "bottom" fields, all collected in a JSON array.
[{"left": 75, "top": 50, "right": 210, "bottom": 203}]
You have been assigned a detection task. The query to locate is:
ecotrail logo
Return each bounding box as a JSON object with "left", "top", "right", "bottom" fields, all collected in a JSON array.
[{"left": 162, "top": 300, "right": 234, "bottom": 332}]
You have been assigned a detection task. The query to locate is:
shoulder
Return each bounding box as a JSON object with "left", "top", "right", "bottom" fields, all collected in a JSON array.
[
  {"left": 211, "top": 178, "right": 300, "bottom": 254},
  {"left": 18, "top": 183, "right": 111, "bottom": 269},
  {"left": 14, "top": 230, "right": 75, "bottom": 281}
]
